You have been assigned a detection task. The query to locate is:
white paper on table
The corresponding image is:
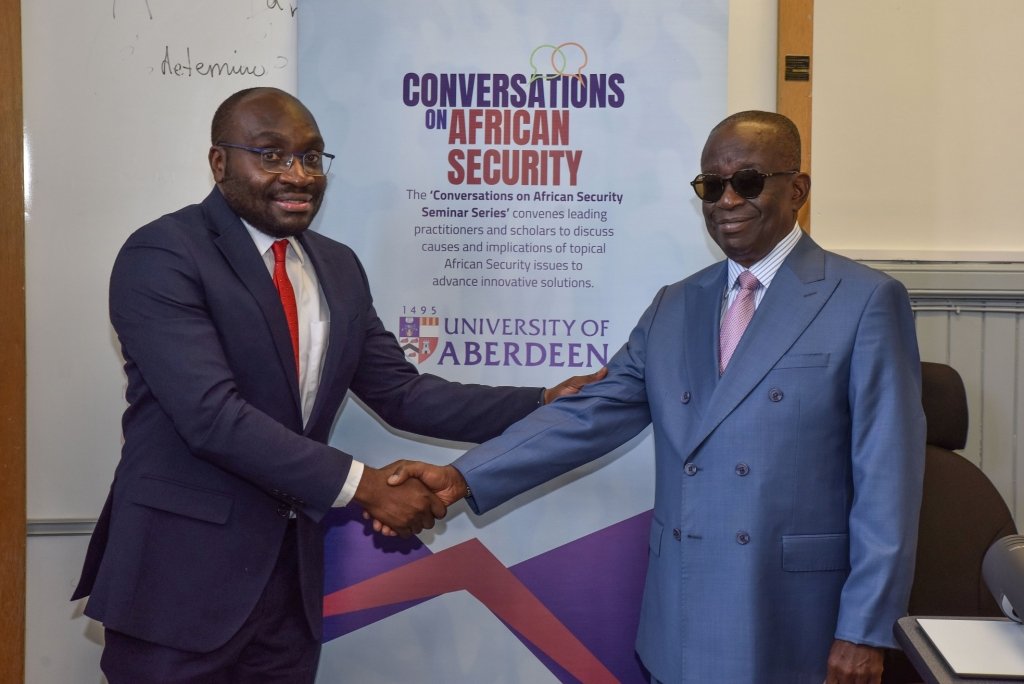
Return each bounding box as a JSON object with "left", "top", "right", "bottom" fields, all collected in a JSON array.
[{"left": 918, "top": 618, "right": 1024, "bottom": 678}]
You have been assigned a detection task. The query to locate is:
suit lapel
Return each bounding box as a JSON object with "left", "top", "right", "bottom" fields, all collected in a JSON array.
[
  {"left": 683, "top": 263, "right": 727, "bottom": 419},
  {"left": 204, "top": 190, "right": 302, "bottom": 410},
  {"left": 684, "top": 236, "right": 839, "bottom": 460},
  {"left": 298, "top": 232, "right": 353, "bottom": 434}
]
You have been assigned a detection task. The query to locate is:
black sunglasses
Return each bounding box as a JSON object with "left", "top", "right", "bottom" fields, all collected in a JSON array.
[{"left": 690, "top": 168, "right": 799, "bottom": 203}]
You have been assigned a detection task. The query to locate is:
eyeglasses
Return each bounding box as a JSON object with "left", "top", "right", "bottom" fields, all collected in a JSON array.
[
  {"left": 690, "top": 169, "right": 798, "bottom": 203},
  {"left": 216, "top": 142, "right": 335, "bottom": 177}
]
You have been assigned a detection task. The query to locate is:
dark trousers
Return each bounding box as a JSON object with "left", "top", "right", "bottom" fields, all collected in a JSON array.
[{"left": 101, "top": 522, "right": 320, "bottom": 683}]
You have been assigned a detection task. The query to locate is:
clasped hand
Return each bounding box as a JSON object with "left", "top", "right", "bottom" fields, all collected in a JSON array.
[
  {"left": 363, "top": 461, "right": 469, "bottom": 537},
  {"left": 357, "top": 367, "right": 607, "bottom": 537},
  {"left": 352, "top": 464, "right": 447, "bottom": 539}
]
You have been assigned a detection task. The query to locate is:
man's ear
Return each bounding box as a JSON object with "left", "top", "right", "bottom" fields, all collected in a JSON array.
[
  {"left": 792, "top": 172, "right": 811, "bottom": 209},
  {"left": 209, "top": 146, "right": 226, "bottom": 183}
]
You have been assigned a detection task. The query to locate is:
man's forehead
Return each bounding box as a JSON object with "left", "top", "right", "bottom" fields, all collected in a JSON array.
[
  {"left": 232, "top": 95, "right": 308, "bottom": 123},
  {"left": 228, "top": 96, "right": 322, "bottom": 142},
  {"left": 708, "top": 120, "right": 776, "bottom": 149},
  {"left": 702, "top": 123, "right": 779, "bottom": 166}
]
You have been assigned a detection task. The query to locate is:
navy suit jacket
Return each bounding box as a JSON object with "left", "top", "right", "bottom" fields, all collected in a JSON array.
[
  {"left": 73, "top": 188, "right": 541, "bottom": 652},
  {"left": 454, "top": 234, "right": 926, "bottom": 683}
]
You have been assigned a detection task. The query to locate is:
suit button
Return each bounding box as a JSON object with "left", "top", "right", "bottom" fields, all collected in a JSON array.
[
  {"left": 277, "top": 503, "right": 292, "bottom": 518},
  {"left": 684, "top": 462, "right": 699, "bottom": 476},
  {"left": 736, "top": 531, "right": 750, "bottom": 545},
  {"left": 680, "top": 391, "right": 691, "bottom": 404},
  {"left": 735, "top": 463, "right": 750, "bottom": 476},
  {"left": 672, "top": 528, "right": 682, "bottom": 541},
  {"left": 768, "top": 388, "right": 784, "bottom": 402}
]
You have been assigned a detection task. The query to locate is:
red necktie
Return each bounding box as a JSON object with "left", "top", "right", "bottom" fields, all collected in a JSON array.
[
  {"left": 719, "top": 270, "right": 760, "bottom": 374},
  {"left": 271, "top": 240, "right": 300, "bottom": 378}
]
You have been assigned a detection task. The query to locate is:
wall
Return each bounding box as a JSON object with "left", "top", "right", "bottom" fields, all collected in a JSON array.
[
  {"left": 727, "top": 1, "right": 778, "bottom": 112},
  {"left": 812, "top": 1, "right": 1024, "bottom": 260}
]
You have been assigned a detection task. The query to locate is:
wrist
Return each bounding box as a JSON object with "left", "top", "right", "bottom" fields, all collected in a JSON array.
[
  {"left": 352, "top": 464, "right": 382, "bottom": 506},
  {"left": 447, "top": 465, "right": 471, "bottom": 500}
]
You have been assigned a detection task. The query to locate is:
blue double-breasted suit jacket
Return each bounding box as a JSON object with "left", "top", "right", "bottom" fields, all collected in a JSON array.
[
  {"left": 73, "top": 188, "right": 542, "bottom": 652},
  {"left": 454, "top": 233, "right": 926, "bottom": 683}
]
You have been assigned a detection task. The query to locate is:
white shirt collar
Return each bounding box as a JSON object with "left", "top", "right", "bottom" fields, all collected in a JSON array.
[
  {"left": 726, "top": 223, "right": 803, "bottom": 290},
  {"left": 241, "top": 219, "right": 306, "bottom": 264}
]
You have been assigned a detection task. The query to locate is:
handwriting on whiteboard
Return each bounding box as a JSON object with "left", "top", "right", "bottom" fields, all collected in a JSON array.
[
  {"left": 160, "top": 46, "right": 291, "bottom": 78},
  {"left": 113, "top": 0, "right": 297, "bottom": 21},
  {"left": 266, "top": 0, "right": 298, "bottom": 17}
]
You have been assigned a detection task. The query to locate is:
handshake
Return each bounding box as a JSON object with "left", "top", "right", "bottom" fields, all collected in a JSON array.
[
  {"left": 354, "top": 459, "right": 467, "bottom": 538},
  {"left": 352, "top": 367, "right": 607, "bottom": 538}
]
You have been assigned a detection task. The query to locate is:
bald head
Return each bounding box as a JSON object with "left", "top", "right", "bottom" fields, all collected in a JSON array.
[
  {"left": 706, "top": 111, "right": 801, "bottom": 172},
  {"left": 211, "top": 87, "right": 317, "bottom": 145}
]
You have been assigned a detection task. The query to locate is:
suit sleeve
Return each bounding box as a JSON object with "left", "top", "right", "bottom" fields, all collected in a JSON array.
[
  {"left": 451, "top": 289, "right": 666, "bottom": 514},
  {"left": 345, "top": 254, "right": 545, "bottom": 444},
  {"left": 835, "top": 276, "right": 926, "bottom": 647},
  {"left": 110, "top": 225, "right": 350, "bottom": 520}
]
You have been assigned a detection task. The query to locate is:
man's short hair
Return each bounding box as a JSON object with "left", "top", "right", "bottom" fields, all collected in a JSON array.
[{"left": 211, "top": 88, "right": 262, "bottom": 145}]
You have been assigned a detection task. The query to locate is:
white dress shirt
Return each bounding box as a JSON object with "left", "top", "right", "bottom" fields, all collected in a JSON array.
[
  {"left": 722, "top": 223, "right": 804, "bottom": 315},
  {"left": 244, "top": 222, "right": 364, "bottom": 506}
]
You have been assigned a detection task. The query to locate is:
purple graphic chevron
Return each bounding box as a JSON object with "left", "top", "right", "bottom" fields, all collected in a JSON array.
[{"left": 320, "top": 507, "right": 651, "bottom": 682}]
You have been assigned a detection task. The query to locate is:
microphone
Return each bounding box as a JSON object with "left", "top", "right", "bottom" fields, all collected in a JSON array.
[{"left": 983, "top": 534, "right": 1024, "bottom": 622}]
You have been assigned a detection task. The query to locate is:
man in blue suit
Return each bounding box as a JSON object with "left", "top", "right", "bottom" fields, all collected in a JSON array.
[
  {"left": 72, "top": 87, "right": 600, "bottom": 683},
  {"left": 387, "top": 111, "right": 926, "bottom": 683}
]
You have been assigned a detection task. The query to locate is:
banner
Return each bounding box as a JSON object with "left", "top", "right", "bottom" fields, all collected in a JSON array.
[{"left": 300, "top": 2, "right": 727, "bottom": 681}]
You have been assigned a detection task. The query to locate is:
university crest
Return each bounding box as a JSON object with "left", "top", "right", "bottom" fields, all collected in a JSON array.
[{"left": 398, "top": 316, "right": 439, "bottom": 364}]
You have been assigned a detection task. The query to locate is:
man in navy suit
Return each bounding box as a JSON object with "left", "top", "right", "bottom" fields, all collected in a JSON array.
[
  {"left": 72, "top": 87, "right": 601, "bottom": 683},
  {"left": 387, "top": 111, "right": 926, "bottom": 683}
]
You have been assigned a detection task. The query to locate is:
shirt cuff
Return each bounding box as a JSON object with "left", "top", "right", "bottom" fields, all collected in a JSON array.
[{"left": 333, "top": 460, "right": 365, "bottom": 507}]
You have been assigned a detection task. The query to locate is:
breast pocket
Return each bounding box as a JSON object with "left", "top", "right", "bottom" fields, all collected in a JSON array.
[{"left": 773, "top": 352, "right": 830, "bottom": 370}]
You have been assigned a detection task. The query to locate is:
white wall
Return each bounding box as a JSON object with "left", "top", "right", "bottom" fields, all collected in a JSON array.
[
  {"left": 727, "top": 0, "right": 777, "bottom": 113},
  {"left": 812, "top": 0, "right": 1024, "bottom": 261},
  {"left": 26, "top": 536, "right": 103, "bottom": 683}
]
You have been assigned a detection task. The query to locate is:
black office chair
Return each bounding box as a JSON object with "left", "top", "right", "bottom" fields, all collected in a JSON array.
[{"left": 883, "top": 362, "right": 1018, "bottom": 683}]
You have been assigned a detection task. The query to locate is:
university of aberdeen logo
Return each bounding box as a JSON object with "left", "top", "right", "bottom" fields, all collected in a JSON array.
[{"left": 399, "top": 316, "right": 440, "bottom": 364}]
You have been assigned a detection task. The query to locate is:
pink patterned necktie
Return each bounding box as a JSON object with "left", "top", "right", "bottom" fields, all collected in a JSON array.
[
  {"left": 719, "top": 270, "right": 760, "bottom": 374},
  {"left": 271, "top": 240, "right": 300, "bottom": 379}
]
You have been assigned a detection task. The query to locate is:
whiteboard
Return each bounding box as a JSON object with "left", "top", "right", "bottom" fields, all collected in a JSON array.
[{"left": 23, "top": 0, "right": 297, "bottom": 520}]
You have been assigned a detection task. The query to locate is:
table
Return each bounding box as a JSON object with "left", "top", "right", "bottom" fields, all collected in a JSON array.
[{"left": 895, "top": 616, "right": 1022, "bottom": 684}]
